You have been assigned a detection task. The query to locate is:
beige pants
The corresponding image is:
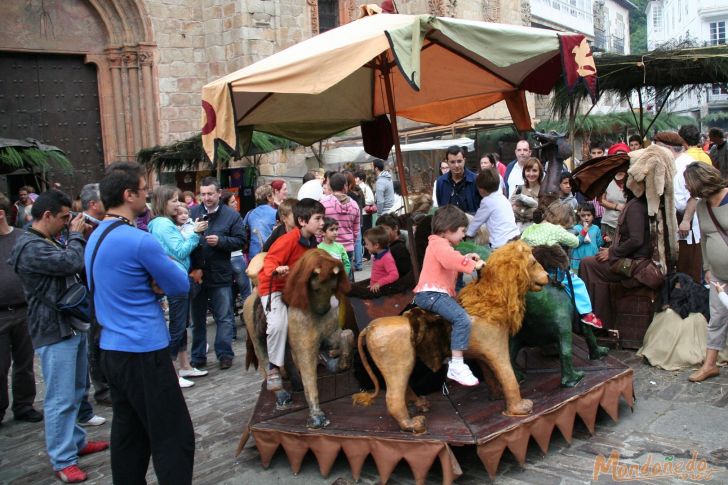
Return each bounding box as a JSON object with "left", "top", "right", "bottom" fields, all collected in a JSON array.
[
  {"left": 261, "top": 292, "right": 288, "bottom": 367},
  {"left": 708, "top": 278, "right": 728, "bottom": 351}
]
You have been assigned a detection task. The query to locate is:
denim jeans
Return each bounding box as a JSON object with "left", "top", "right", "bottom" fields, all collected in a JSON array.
[
  {"left": 354, "top": 230, "right": 363, "bottom": 270},
  {"left": 167, "top": 295, "right": 190, "bottom": 360},
  {"left": 414, "top": 291, "right": 472, "bottom": 351},
  {"left": 37, "top": 332, "right": 88, "bottom": 470},
  {"left": 77, "top": 373, "right": 94, "bottom": 423},
  {"left": 230, "top": 255, "right": 251, "bottom": 302},
  {"left": 190, "top": 285, "right": 235, "bottom": 363}
]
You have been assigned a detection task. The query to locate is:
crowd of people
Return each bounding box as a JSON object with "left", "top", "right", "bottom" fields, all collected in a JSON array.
[{"left": 2, "top": 124, "right": 728, "bottom": 482}]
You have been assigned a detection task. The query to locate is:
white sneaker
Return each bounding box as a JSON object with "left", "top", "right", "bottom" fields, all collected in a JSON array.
[
  {"left": 447, "top": 361, "right": 479, "bottom": 387},
  {"left": 179, "top": 377, "right": 195, "bottom": 388},
  {"left": 179, "top": 367, "right": 208, "bottom": 378},
  {"left": 80, "top": 415, "right": 106, "bottom": 427}
]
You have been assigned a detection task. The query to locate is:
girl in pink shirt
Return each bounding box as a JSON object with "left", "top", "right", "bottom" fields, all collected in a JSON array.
[
  {"left": 413, "top": 205, "right": 484, "bottom": 386},
  {"left": 363, "top": 226, "right": 399, "bottom": 294}
]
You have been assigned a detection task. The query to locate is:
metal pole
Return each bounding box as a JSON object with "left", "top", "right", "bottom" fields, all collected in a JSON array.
[{"left": 379, "top": 54, "right": 410, "bottom": 213}]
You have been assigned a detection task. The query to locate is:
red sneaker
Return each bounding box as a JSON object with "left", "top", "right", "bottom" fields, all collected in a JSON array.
[
  {"left": 581, "top": 313, "right": 604, "bottom": 329},
  {"left": 78, "top": 440, "right": 109, "bottom": 456},
  {"left": 55, "top": 464, "right": 87, "bottom": 483}
]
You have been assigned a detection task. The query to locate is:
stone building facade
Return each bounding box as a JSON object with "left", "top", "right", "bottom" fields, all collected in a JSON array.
[{"left": 0, "top": 0, "right": 529, "bottom": 196}]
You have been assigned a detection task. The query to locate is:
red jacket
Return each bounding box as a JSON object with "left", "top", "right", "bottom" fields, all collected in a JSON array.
[{"left": 258, "top": 227, "right": 312, "bottom": 296}]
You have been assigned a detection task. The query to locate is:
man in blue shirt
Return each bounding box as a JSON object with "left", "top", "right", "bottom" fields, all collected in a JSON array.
[
  {"left": 86, "top": 162, "right": 194, "bottom": 484},
  {"left": 434, "top": 145, "right": 481, "bottom": 214}
]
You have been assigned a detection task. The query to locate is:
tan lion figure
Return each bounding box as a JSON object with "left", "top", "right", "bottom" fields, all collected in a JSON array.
[
  {"left": 353, "top": 241, "right": 549, "bottom": 434},
  {"left": 244, "top": 249, "right": 354, "bottom": 428}
]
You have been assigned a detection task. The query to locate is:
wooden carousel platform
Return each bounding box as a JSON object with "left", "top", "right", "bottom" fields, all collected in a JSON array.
[{"left": 241, "top": 336, "right": 634, "bottom": 484}]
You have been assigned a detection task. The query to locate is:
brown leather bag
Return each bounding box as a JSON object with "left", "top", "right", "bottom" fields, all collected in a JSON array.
[{"left": 609, "top": 199, "right": 664, "bottom": 289}]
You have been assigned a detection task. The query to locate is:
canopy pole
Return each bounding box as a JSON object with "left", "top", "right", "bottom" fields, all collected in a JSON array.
[{"left": 379, "top": 54, "right": 410, "bottom": 213}]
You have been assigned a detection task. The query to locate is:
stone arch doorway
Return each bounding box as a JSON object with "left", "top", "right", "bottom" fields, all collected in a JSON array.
[{"left": 0, "top": 0, "right": 159, "bottom": 167}]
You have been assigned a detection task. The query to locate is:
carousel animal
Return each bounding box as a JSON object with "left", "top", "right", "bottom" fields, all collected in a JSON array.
[
  {"left": 534, "top": 130, "right": 571, "bottom": 199},
  {"left": 511, "top": 245, "right": 610, "bottom": 388},
  {"left": 454, "top": 241, "right": 609, "bottom": 387},
  {"left": 352, "top": 241, "right": 549, "bottom": 434},
  {"left": 243, "top": 249, "right": 354, "bottom": 428}
]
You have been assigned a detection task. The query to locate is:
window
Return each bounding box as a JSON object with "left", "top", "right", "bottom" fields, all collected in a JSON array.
[
  {"left": 318, "top": 0, "right": 339, "bottom": 33},
  {"left": 710, "top": 21, "right": 726, "bottom": 45},
  {"left": 712, "top": 84, "right": 728, "bottom": 95},
  {"left": 652, "top": 4, "right": 662, "bottom": 31},
  {"left": 615, "top": 13, "right": 625, "bottom": 39}
]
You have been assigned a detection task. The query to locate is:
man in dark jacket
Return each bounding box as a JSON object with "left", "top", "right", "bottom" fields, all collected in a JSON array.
[
  {"left": 8, "top": 189, "right": 108, "bottom": 483},
  {"left": 190, "top": 177, "right": 246, "bottom": 370},
  {"left": 435, "top": 145, "right": 481, "bottom": 214},
  {"left": 709, "top": 127, "right": 728, "bottom": 179}
]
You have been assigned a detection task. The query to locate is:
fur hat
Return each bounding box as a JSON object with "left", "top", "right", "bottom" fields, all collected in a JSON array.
[{"left": 653, "top": 131, "right": 686, "bottom": 147}]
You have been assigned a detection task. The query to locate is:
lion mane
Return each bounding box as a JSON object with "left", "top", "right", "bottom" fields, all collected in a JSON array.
[
  {"left": 458, "top": 241, "right": 534, "bottom": 335},
  {"left": 283, "top": 249, "right": 351, "bottom": 310}
]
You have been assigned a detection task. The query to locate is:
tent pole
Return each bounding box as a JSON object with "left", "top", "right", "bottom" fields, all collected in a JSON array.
[{"left": 379, "top": 54, "right": 410, "bottom": 213}]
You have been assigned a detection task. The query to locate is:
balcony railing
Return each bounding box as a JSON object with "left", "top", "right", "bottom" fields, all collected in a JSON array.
[
  {"left": 533, "top": 0, "right": 592, "bottom": 22},
  {"left": 612, "top": 38, "right": 625, "bottom": 54},
  {"left": 708, "top": 90, "right": 728, "bottom": 103}
]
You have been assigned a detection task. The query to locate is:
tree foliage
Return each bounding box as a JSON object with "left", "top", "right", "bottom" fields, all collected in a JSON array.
[
  {"left": 629, "top": 0, "right": 649, "bottom": 54},
  {"left": 0, "top": 140, "right": 72, "bottom": 175},
  {"left": 136, "top": 132, "right": 295, "bottom": 172}
]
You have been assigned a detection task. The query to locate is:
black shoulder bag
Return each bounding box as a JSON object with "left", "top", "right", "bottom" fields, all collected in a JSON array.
[
  {"left": 87, "top": 220, "right": 126, "bottom": 327},
  {"left": 17, "top": 221, "right": 123, "bottom": 331}
]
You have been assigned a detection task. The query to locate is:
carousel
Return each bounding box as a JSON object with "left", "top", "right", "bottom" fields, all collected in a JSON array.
[{"left": 201, "top": 8, "right": 634, "bottom": 483}]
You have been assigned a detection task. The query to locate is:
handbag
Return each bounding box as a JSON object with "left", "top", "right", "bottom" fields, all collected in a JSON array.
[{"left": 608, "top": 199, "right": 665, "bottom": 290}]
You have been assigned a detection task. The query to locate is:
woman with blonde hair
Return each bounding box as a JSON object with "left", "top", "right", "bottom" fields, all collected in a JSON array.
[
  {"left": 148, "top": 185, "right": 209, "bottom": 387},
  {"left": 684, "top": 162, "right": 728, "bottom": 382},
  {"left": 510, "top": 157, "right": 543, "bottom": 231}
]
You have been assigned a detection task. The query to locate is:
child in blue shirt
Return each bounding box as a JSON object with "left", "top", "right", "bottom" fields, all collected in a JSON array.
[{"left": 571, "top": 203, "right": 603, "bottom": 271}]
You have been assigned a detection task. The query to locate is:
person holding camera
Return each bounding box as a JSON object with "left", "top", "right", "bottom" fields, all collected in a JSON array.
[
  {"left": 8, "top": 189, "right": 108, "bottom": 483},
  {"left": 189, "top": 177, "right": 246, "bottom": 370}
]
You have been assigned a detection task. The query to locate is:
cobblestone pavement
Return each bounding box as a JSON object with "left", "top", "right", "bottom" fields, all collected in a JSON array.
[{"left": 2, "top": 263, "right": 728, "bottom": 484}]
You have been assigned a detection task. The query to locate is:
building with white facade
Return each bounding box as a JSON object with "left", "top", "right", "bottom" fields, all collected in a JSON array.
[
  {"left": 529, "top": 0, "right": 637, "bottom": 117},
  {"left": 646, "top": 0, "right": 728, "bottom": 127}
]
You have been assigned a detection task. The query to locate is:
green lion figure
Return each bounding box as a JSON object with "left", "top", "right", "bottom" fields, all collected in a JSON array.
[{"left": 457, "top": 241, "right": 609, "bottom": 388}]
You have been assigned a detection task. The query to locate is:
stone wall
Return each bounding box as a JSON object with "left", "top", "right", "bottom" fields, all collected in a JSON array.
[{"left": 146, "top": 0, "right": 309, "bottom": 145}]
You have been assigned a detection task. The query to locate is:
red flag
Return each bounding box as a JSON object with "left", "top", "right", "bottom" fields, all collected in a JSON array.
[{"left": 559, "top": 34, "right": 598, "bottom": 103}]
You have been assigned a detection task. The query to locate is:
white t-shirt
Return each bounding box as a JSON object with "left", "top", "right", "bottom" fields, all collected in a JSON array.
[
  {"left": 466, "top": 191, "right": 519, "bottom": 248},
  {"left": 673, "top": 152, "right": 701, "bottom": 244},
  {"left": 507, "top": 162, "right": 525, "bottom": 197}
]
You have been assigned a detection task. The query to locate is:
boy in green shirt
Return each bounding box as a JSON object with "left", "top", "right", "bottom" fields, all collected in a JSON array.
[{"left": 318, "top": 217, "right": 351, "bottom": 275}]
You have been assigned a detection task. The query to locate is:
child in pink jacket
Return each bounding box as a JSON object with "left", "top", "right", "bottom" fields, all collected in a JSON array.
[
  {"left": 413, "top": 205, "right": 484, "bottom": 387},
  {"left": 363, "top": 226, "right": 398, "bottom": 294}
]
